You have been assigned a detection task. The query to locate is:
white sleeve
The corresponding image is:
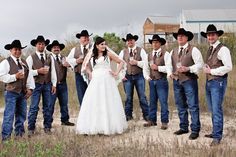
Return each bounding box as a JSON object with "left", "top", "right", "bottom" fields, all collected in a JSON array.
[
  {"left": 0, "top": 59, "right": 17, "bottom": 83},
  {"left": 26, "top": 56, "right": 38, "bottom": 76},
  {"left": 210, "top": 47, "right": 233, "bottom": 76},
  {"left": 157, "top": 51, "right": 172, "bottom": 77},
  {"left": 137, "top": 48, "right": 147, "bottom": 68},
  {"left": 26, "top": 70, "right": 35, "bottom": 90},
  {"left": 119, "top": 50, "right": 124, "bottom": 59},
  {"left": 143, "top": 55, "right": 151, "bottom": 80},
  {"left": 67, "top": 47, "right": 78, "bottom": 69},
  {"left": 189, "top": 47, "right": 204, "bottom": 74},
  {"left": 50, "top": 56, "right": 57, "bottom": 87}
]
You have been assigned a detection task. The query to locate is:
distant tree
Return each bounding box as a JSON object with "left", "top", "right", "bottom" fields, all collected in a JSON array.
[{"left": 94, "top": 32, "right": 125, "bottom": 54}]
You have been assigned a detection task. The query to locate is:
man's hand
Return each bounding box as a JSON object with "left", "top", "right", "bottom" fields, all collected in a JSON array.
[
  {"left": 129, "top": 59, "right": 138, "bottom": 65},
  {"left": 37, "top": 67, "right": 49, "bottom": 75},
  {"left": 15, "top": 72, "right": 24, "bottom": 80},
  {"left": 122, "top": 77, "right": 128, "bottom": 81},
  {"left": 76, "top": 58, "right": 84, "bottom": 64},
  {"left": 51, "top": 86, "right": 56, "bottom": 95},
  {"left": 203, "top": 64, "right": 211, "bottom": 74},
  {"left": 25, "top": 89, "right": 33, "bottom": 99},
  {"left": 150, "top": 64, "right": 158, "bottom": 71},
  {"left": 62, "top": 61, "right": 71, "bottom": 67},
  {"left": 178, "top": 66, "right": 190, "bottom": 73}
]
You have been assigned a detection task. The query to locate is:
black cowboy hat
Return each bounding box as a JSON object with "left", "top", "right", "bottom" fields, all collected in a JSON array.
[
  {"left": 122, "top": 33, "right": 139, "bottom": 42},
  {"left": 201, "top": 24, "right": 224, "bottom": 38},
  {"left": 4, "top": 40, "right": 27, "bottom": 50},
  {"left": 173, "top": 28, "right": 194, "bottom": 41},
  {"left": 46, "top": 40, "right": 65, "bottom": 51},
  {"left": 76, "top": 30, "right": 93, "bottom": 39},
  {"left": 31, "top": 35, "right": 50, "bottom": 46},
  {"left": 149, "top": 34, "right": 166, "bottom": 45}
]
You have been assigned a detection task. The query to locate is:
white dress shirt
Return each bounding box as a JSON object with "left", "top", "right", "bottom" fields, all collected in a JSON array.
[
  {"left": 67, "top": 44, "right": 91, "bottom": 70},
  {"left": 143, "top": 48, "right": 172, "bottom": 80},
  {"left": 0, "top": 55, "right": 35, "bottom": 90},
  {"left": 209, "top": 40, "right": 233, "bottom": 76},
  {"left": 26, "top": 51, "right": 57, "bottom": 87},
  {"left": 119, "top": 45, "right": 147, "bottom": 68},
  {"left": 170, "top": 43, "right": 204, "bottom": 75}
]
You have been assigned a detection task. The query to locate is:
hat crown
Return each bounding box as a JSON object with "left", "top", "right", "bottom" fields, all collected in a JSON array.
[
  {"left": 51, "top": 40, "right": 60, "bottom": 45},
  {"left": 152, "top": 34, "right": 161, "bottom": 40},
  {"left": 80, "top": 30, "right": 89, "bottom": 36},
  {"left": 11, "top": 40, "right": 22, "bottom": 47},
  {"left": 206, "top": 24, "right": 217, "bottom": 32},
  {"left": 178, "top": 28, "right": 187, "bottom": 34},
  {"left": 36, "top": 35, "right": 46, "bottom": 41}
]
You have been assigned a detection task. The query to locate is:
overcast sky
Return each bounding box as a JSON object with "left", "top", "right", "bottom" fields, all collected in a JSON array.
[{"left": 0, "top": 0, "right": 235, "bottom": 55}]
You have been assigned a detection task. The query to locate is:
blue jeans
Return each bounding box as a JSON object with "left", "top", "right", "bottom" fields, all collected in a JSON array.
[
  {"left": 2, "top": 91, "right": 27, "bottom": 140},
  {"left": 75, "top": 73, "right": 88, "bottom": 105},
  {"left": 173, "top": 79, "right": 201, "bottom": 133},
  {"left": 50, "top": 82, "right": 69, "bottom": 123},
  {"left": 123, "top": 73, "right": 149, "bottom": 119},
  {"left": 206, "top": 77, "right": 227, "bottom": 141},
  {"left": 28, "top": 83, "right": 52, "bottom": 130},
  {"left": 148, "top": 78, "right": 169, "bottom": 123}
]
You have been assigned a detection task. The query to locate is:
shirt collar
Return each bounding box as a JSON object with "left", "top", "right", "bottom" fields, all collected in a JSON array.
[
  {"left": 36, "top": 51, "right": 45, "bottom": 58},
  {"left": 179, "top": 42, "right": 188, "bottom": 51},
  {"left": 211, "top": 40, "right": 220, "bottom": 49},
  {"left": 80, "top": 44, "right": 89, "bottom": 49},
  {"left": 51, "top": 52, "right": 61, "bottom": 59},
  {"left": 128, "top": 45, "right": 137, "bottom": 52},
  {"left": 10, "top": 55, "right": 20, "bottom": 64},
  {"left": 152, "top": 48, "right": 161, "bottom": 56}
]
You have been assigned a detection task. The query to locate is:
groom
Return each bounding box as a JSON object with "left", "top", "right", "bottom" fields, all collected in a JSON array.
[{"left": 67, "top": 30, "right": 93, "bottom": 105}]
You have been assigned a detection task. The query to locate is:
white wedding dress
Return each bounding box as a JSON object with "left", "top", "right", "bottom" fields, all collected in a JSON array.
[{"left": 75, "top": 56, "right": 128, "bottom": 135}]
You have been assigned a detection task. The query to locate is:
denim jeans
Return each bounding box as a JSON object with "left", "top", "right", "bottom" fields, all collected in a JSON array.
[
  {"left": 148, "top": 78, "right": 169, "bottom": 123},
  {"left": 50, "top": 82, "right": 69, "bottom": 123},
  {"left": 75, "top": 73, "right": 88, "bottom": 106},
  {"left": 123, "top": 73, "right": 149, "bottom": 119},
  {"left": 28, "top": 83, "right": 52, "bottom": 131},
  {"left": 2, "top": 91, "right": 27, "bottom": 140},
  {"left": 173, "top": 79, "right": 201, "bottom": 133},
  {"left": 206, "top": 77, "right": 227, "bottom": 141}
]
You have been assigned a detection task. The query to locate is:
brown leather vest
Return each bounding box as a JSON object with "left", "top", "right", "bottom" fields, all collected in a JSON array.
[
  {"left": 5, "top": 57, "right": 29, "bottom": 93},
  {"left": 123, "top": 46, "right": 143, "bottom": 75},
  {"left": 52, "top": 54, "right": 67, "bottom": 83},
  {"left": 31, "top": 52, "right": 51, "bottom": 84},
  {"left": 206, "top": 43, "right": 226, "bottom": 80},
  {"left": 171, "top": 44, "right": 198, "bottom": 82},
  {"left": 148, "top": 49, "right": 167, "bottom": 80},
  {"left": 74, "top": 44, "right": 92, "bottom": 73}
]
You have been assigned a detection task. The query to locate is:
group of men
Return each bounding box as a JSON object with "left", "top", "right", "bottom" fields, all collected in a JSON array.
[{"left": 0, "top": 24, "right": 232, "bottom": 146}]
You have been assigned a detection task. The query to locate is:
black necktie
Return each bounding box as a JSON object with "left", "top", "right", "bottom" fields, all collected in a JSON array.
[
  {"left": 83, "top": 46, "right": 88, "bottom": 55},
  {"left": 178, "top": 47, "right": 184, "bottom": 58},
  {"left": 56, "top": 54, "right": 60, "bottom": 64},
  {"left": 16, "top": 58, "right": 22, "bottom": 69},
  {"left": 130, "top": 49, "right": 133, "bottom": 57},
  {"left": 40, "top": 54, "right": 45, "bottom": 65},
  {"left": 208, "top": 46, "right": 214, "bottom": 60},
  {"left": 153, "top": 51, "right": 157, "bottom": 61}
]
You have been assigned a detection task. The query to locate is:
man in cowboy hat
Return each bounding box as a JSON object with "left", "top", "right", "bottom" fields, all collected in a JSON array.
[
  {"left": 0, "top": 40, "right": 35, "bottom": 141},
  {"left": 201, "top": 24, "right": 232, "bottom": 146},
  {"left": 143, "top": 34, "right": 171, "bottom": 129},
  {"left": 46, "top": 40, "right": 75, "bottom": 126},
  {"left": 26, "top": 35, "right": 57, "bottom": 135},
  {"left": 119, "top": 33, "right": 149, "bottom": 121},
  {"left": 67, "top": 30, "right": 93, "bottom": 105},
  {"left": 170, "top": 28, "right": 204, "bottom": 140}
]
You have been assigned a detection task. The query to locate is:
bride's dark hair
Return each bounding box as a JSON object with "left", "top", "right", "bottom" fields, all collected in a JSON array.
[{"left": 92, "top": 36, "right": 107, "bottom": 66}]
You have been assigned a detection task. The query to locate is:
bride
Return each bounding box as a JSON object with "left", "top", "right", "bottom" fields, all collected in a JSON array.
[{"left": 75, "top": 36, "right": 128, "bottom": 135}]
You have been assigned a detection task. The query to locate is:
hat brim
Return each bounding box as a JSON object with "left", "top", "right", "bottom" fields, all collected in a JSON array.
[
  {"left": 201, "top": 30, "right": 224, "bottom": 38},
  {"left": 46, "top": 44, "right": 65, "bottom": 51},
  {"left": 149, "top": 38, "right": 166, "bottom": 45},
  {"left": 173, "top": 32, "right": 193, "bottom": 41},
  {"left": 76, "top": 33, "right": 93, "bottom": 39},
  {"left": 4, "top": 44, "right": 27, "bottom": 50},
  {"left": 122, "top": 35, "right": 139, "bottom": 42},
  {"left": 31, "top": 39, "right": 50, "bottom": 46}
]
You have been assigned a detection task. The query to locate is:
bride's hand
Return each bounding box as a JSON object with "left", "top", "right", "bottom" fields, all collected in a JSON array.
[
  {"left": 109, "top": 71, "right": 118, "bottom": 77},
  {"left": 88, "top": 72, "right": 92, "bottom": 80}
]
